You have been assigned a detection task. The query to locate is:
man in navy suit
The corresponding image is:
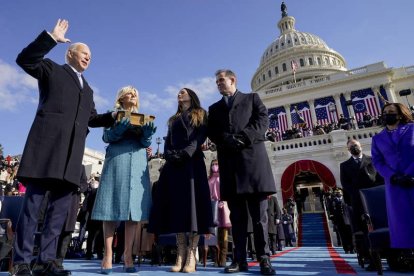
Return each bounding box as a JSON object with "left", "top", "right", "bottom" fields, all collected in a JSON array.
[
  {"left": 208, "top": 69, "right": 276, "bottom": 275},
  {"left": 11, "top": 19, "right": 115, "bottom": 276}
]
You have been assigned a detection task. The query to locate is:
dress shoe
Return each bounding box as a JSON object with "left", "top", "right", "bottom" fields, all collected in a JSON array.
[
  {"left": 123, "top": 266, "right": 137, "bottom": 273},
  {"left": 10, "top": 263, "right": 31, "bottom": 276},
  {"left": 260, "top": 257, "right": 276, "bottom": 275},
  {"left": 100, "top": 268, "right": 112, "bottom": 274},
  {"left": 224, "top": 262, "right": 248, "bottom": 273},
  {"left": 365, "top": 263, "right": 377, "bottom": 271},
  {"left": 32, "top": 260, "right": 71, "bottom": 276}
]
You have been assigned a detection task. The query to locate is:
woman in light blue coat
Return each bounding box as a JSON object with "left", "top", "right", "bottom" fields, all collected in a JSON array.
[{"left": 92, "top": 86, "right": 156, "bottom": 273}]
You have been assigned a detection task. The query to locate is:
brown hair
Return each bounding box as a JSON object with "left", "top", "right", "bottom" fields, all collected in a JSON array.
[
  {"left": 215, "top": 69, "right": 237, "bottom": 79},
  {"left": 168, "top": 88, "right": 206, "bottom": 127}
]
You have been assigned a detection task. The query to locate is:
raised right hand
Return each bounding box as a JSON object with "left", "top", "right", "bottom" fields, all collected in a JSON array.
[{"left": 51, "top": 19, "right": 71, "bottom": 43}]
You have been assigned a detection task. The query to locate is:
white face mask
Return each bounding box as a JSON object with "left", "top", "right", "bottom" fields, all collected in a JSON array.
[{"left": 91, "top": 181, "right": 99, "bottom": 189}]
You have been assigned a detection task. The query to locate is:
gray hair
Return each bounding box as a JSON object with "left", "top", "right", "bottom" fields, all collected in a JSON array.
[{"left": 65, "top": 42, "right": 89, "bottom": 63}]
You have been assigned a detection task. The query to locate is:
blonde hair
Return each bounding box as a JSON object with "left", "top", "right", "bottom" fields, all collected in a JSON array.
[{"left": 114, "top": 85, "right": 139, "bottom": 112}]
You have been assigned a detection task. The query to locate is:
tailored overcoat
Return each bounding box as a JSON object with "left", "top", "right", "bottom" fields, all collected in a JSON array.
[
  {"left": 148, "top": 110, "right": 214, "bottom": 234},
  {"left": 207, "top": 91, "right": 276, "bottom": 200},
  {"left": 340, "top": 154, "right": 383, "bottom": 232},
  {"left": 92, "top": 122, "right": 153, "bottom": 221},
  {"left": 16, "top": 31, "right": 114, "bottom": 187},
  {"left": 371, "top": 123, "right": 414, "bottom": 248},
  {"left": 267, "top": 196, "right": 284, "bottom": 239}
]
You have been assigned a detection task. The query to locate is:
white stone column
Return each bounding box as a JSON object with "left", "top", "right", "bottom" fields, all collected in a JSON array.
[
  {"left": 344, "top": 91, "right": 357, "bottom": 129},
  {"left": 383, "top": 83, "right": 397, "bottom": 103},
  {"left": 371, "top": 86, "right": 384, "bottom": 112},
  {"left": 308, "top": 99, "right": 317, "bottom": 126},
  {"left": 333, "top": 94, "right": 344, "bottom": 116},
  {"left": 284, "top": 104, "right": 292, "bottom": 128}
]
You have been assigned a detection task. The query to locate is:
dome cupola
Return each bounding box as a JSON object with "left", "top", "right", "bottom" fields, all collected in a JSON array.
[{"left": 251, "top": 2, "right": 347, "bottom": 91}]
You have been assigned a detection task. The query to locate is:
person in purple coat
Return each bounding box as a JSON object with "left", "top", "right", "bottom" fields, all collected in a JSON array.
[{"left": 371, "top": 102, "right": 414, "bottom": 249}]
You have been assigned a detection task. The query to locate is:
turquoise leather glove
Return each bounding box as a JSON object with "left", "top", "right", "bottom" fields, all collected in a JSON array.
[
  {"left": 142, "top": 121, "right": 157, "bottom": 138},
  {"left": 113, "top": 117, "right": 130, "bottom": 136}
]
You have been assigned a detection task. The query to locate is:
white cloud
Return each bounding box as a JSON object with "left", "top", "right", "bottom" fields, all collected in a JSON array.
[
  {"left": 0, "top": 59, "right": 111, "bottom": 112},
  {"left": 139, "top": 76, "right": 218, "bottom": 118},
  {"left": 89, "top": 85, "right": 110, "bottom": 111},
  {"left": 0, "top": 59, "right": 37, "bottom": 111}
]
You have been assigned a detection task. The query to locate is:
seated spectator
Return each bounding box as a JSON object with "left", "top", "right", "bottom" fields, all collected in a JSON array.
[{"left": 338, "top": 114, "right": 350, "bottom": 130}]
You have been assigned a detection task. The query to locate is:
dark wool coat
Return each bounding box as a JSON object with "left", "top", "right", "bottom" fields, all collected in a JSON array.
[
  {"left": 340, "top": 154, "right": 383, "bottom": 231},
  {"left": 207, "top": 91, "right": 276, "bottom": 200},
  {"left": 16, "top": 31, "right": 114, "bottom": 187},
  {"left": 267, "top": 196, "right": 284, "bottom": 239},
  {"left": 148, "top": 110, "right": 214, "bottom": 234}
]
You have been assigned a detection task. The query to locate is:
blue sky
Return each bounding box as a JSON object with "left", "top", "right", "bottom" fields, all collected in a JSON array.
[{"left": 1, "top": 0, "right": 414, "bottom": 156}]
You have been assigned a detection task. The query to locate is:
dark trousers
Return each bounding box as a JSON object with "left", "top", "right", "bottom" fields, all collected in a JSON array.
[
  {"left": 227, "top": 196, "right": 270, "bottom": 263},
  {"left": 268, "top": 234, "right": 277, "bottom": 253},
  {"left": 56, "top": 231, "right": 73, "bottom": 266},
  {"left": 86, "top": 220, "right": 104, "bottom": 258},
  {"left": 13, "top": 182, "right": 73, "bottom": 264}
]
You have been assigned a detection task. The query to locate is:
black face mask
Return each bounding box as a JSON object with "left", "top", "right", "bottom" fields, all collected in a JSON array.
[
  {"left": 383, "top": 113, "right": 399, "bottom": 126},
  {"left": 349, "top": 144, "right": 361, "bottom": 156}
]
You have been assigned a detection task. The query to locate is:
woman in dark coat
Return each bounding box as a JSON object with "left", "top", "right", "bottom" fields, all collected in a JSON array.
[{"left": 148, "top": 88, "right": 214, "bottom": 273}]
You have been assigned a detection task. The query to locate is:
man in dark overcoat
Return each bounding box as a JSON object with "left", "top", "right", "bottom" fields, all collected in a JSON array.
[
  {"left": 267, "top": 195, "right": 284, "bottom": 254},
  {"left": 12, "top": 19, "right": 115, "bottom": 276},
  {"left": 207, "top": 69, "right": 277, "bottom": 275},
  {"left": 340, "top": 138, "right": 383, "bottom": 269},
  {"left": 340, "top": 139, "right": 384, "bottom": 232}
]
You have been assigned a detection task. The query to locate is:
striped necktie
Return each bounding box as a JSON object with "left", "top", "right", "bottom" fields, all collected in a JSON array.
[{"left": 76, "top": 72, "right": 83, "bottom": 88}]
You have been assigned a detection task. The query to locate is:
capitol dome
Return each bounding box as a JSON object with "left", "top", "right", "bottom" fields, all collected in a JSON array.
[{"left": 251, "top": 3, "right": 347, "bottom": 91}]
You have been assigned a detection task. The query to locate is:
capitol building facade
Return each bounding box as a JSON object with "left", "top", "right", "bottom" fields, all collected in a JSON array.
[{"left": 84, "top": 3, "right": 414, "bottom": 213}]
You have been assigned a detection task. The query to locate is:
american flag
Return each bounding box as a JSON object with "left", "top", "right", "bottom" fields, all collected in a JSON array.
[
  {"left": 278, "top": 112, "right": 288, "bottom": 132},
  {"left": 291, "top": 60, "right": 298, "bottom": 73},
  {"left": 315, "top": 96, "right": 338, "bottom": 124},
  {"left": 290, "top": 103, "right": 312, "bottom": 128},
  {"left": 351, "top": 89, "right": 380, "bottom": 121},
  {"left": 268, "top": 107, "right": 288, "bottom": 133}
]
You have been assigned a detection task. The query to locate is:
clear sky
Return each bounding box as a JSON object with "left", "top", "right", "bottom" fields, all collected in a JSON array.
[{"left": 1, "top": 0, "right": 414, "bottom": 156}]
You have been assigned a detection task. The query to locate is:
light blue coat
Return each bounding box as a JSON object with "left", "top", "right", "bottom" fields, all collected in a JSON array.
[{"left": 92, "top": 124, "right": 152, "bottom": 221}]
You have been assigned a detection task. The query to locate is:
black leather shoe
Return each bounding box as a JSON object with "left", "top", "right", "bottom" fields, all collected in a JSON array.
[
  {"left": 260, "top": 257, "right": 276, "bottom": 275},
  {"left": 32, "top": 261, "right": 71, "bottom": 276},
  {"left": 365, "top": 263, "right": 377, "bottom": 271},
  {"left": 10, "top": 263, "right": 31, "bottom": 276},
  {"left": 224, "top": 262, "right": 249, "bottom": 273}
]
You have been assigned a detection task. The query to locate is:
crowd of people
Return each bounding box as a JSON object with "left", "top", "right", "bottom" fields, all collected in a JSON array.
[
  {"left": 0, "top": 156, "right": 24, "bottom": 196},
  {"left": 266, "top": 112, "right": 383, "bottom": 142}
]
